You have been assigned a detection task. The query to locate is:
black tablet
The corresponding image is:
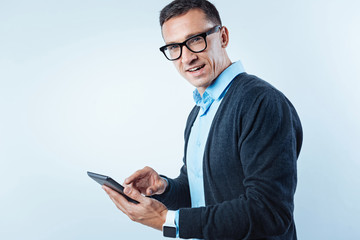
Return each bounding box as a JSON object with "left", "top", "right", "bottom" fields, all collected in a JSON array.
[{"left": 87, "top": 171, "right": 139, "bottom": 204}]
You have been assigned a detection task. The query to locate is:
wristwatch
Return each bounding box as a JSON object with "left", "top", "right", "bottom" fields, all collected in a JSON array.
[{"left": 163, "top": 210, "right": 177, "bottom": 238}]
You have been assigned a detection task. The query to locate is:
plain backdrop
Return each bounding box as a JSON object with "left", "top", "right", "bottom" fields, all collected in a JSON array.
[{"left": 1, "top": 0, "right": 359, "bottom": 239}]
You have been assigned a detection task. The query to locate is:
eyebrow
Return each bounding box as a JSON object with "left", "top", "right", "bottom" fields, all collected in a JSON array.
[
  {"left": 166, "top": 30, "right": 205, "bottom": 45},
  {"left": 184, "top": 30, "right": 204, "bottom": 40}
]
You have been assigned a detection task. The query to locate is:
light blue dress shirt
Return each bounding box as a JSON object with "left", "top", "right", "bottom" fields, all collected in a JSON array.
[{"left": 172, "top": 61, "right": 245, "bottom": 238}]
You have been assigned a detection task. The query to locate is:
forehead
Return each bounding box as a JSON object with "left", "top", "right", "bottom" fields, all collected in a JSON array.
[{"left": 161, "top": 8, "right": 214, "bottom": 44}]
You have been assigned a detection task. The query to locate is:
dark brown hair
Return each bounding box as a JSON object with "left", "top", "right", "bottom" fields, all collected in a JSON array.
[{"left": 159, "top": 0, "right": 222, "bottom": 27}]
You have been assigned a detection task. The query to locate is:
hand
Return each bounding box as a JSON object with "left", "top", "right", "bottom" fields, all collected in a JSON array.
[
  {"left": 102, "top": 185, "right": 168, "bottom": 231},
  {"left": 124, "top": 166, "right": 168, "bottom": 196}
]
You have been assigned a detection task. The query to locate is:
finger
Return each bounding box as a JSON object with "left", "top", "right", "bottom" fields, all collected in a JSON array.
[
  {"left": 103, "top": 185, "right": 119, "bottom": 201},
  {"left": 102, "top": 185, "right": 110, "bottom": 194},
  {"left": 123, "top": 185, "right": 134, "bottom": 196},
  {"left": 146, "top": 188, "right": 154, "bottom": 196},
  {"left": 123, "top": 185, "right": 144, "bottom": 203},
  {"left": 103, "top": 186, "right": 126, "bottom": 203},
  {"left": 147, "top": 178, "right": 167, "bottom": 195},
  {"left": 123, "top": 182, "right": 141, "bottom": 197},
  {"left": 103, "top": 186, "right": 131, "bottom": 211},
  {"left": 124, "top": 169, "right": 146, "bottom": 184},
  {"left": 109, "top": 195, "right": 126, "bottom": 212}
]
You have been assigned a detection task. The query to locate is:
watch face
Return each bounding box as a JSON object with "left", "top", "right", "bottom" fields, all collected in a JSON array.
[{"left": 163, "top": 226, "right": 176, "bottom": 238}]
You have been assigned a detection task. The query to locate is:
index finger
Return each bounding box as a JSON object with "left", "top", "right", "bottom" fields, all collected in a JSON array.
[{"left": 124, "top": 169, "right": 146, "bottom": 184}]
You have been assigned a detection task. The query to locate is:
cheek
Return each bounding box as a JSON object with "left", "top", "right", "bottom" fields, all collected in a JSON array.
[
  {"left": 202, "top": 46, "right": 217, "bottom": 63},
  {"left": 205, "top": 45, "right": 223, "bottom": 69},
  {"left": 175, "top": 63, "right": 189, "bottom": 79},
  {"left": 173, "top": 62, "right": 182, "bottom": 73},
  {"left": 207, "top": 39, "right": 223, "bottom": 57}
]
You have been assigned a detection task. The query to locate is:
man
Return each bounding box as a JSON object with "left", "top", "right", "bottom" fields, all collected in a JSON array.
[{"left": 102, "top": 0, "right": 302, "bottom": 239}]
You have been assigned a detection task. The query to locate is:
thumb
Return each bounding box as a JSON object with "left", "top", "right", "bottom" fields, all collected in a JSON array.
[
  {"left": 124, "top": 186, "right": 143, "bottom": 203},
  {"left": 146, "top": 179, "right": 165, "bottom": 196},
  {"left": 146, "top": 187, "right": 154, "bottom": 196}
]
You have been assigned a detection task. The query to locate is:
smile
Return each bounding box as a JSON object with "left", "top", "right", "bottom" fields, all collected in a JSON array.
[{"left": 188, "top": 64, "right": 205, "bottom": 72}]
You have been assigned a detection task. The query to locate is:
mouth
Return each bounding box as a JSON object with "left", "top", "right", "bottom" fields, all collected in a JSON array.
[{"left": 187, "top": 64, "right": 205, "bottom": 73}]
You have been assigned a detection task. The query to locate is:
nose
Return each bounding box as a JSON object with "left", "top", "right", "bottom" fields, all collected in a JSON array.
[{"left": 181, "top": 45, "right": 197, "bottom": 65}]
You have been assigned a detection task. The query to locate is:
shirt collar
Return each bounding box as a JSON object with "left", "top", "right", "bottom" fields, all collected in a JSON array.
[{"left": 193, "top": 60, "right": 245, "bottom": 114}]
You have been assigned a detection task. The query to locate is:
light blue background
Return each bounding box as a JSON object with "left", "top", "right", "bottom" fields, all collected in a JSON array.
[{"left": 1, "top": 0, "right": 359, "bottom": 239}]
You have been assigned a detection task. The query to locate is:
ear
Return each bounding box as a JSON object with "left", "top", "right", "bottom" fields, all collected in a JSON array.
[{"left": 220, "top": 26, "right": 230, "bottom": 48}]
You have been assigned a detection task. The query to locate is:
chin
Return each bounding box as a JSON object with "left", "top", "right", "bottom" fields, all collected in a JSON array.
[
  {"left": 191, "top": 79, "right": 211, "bottom": 89},
  {"left": 183, "top": 72, "right": 212, "bottom": 89}
]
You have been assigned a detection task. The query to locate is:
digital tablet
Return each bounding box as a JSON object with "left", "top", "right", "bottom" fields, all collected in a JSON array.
[{"left": 87, "top": 171, "right": 139, "bottom": 204}]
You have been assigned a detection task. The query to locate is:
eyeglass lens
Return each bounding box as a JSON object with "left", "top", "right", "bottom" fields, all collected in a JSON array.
[{"left": 164, "top": 35, "right": 206, "bottom": 60}]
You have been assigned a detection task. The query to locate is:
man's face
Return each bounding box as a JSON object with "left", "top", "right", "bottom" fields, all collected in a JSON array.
[{"left": 161, "top": 9, "right": 229, "bottom": 95}]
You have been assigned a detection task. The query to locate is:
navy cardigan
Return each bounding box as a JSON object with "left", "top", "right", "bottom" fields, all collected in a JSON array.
[{"left": 154, "top": 73, "right": 303, "bottom": 239}]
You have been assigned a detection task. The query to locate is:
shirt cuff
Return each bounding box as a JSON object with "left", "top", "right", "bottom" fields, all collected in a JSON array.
[
  {"left": 166, "top": 210, "right": 180, "bottom": 238},
  {"left": 161, "top": 176, "right": 169, "bottom": 186},
  {"left": 175, "top": 210, "right": 179, "bottom": 238}
]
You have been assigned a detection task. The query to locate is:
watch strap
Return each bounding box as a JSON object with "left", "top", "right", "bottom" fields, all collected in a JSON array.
[{"left": 163, "top": 210, "right": 177, "bottom": 238}]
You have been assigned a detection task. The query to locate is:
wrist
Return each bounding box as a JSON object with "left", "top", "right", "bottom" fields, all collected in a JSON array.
[
  {"left": 161, "top": 209, "right": 168, "bottom": 226},
  {"left": 154, "top": 209, "right": 168, "bottom": 231}
]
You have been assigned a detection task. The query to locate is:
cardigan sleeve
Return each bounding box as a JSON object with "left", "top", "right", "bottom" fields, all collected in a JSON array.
[
  {"left": 178, "top": 88, "right": 302, "bottom": 239},
  {"left": 151, "top": 164, "right": 191, "bottom": 210}
]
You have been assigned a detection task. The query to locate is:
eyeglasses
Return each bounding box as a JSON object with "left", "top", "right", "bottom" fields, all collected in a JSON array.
[{"left": 159, "top": 25, "right": 221, "bottom": 61}]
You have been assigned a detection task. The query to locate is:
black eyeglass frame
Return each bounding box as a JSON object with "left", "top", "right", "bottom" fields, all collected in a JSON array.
[{"left": 159, "top": 25, "right": 222, "bottom": 61}]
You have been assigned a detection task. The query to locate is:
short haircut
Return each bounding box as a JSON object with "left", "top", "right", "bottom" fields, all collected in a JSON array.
[{"left": 159, "top": 0, "right": 222, "bottom": 27}]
